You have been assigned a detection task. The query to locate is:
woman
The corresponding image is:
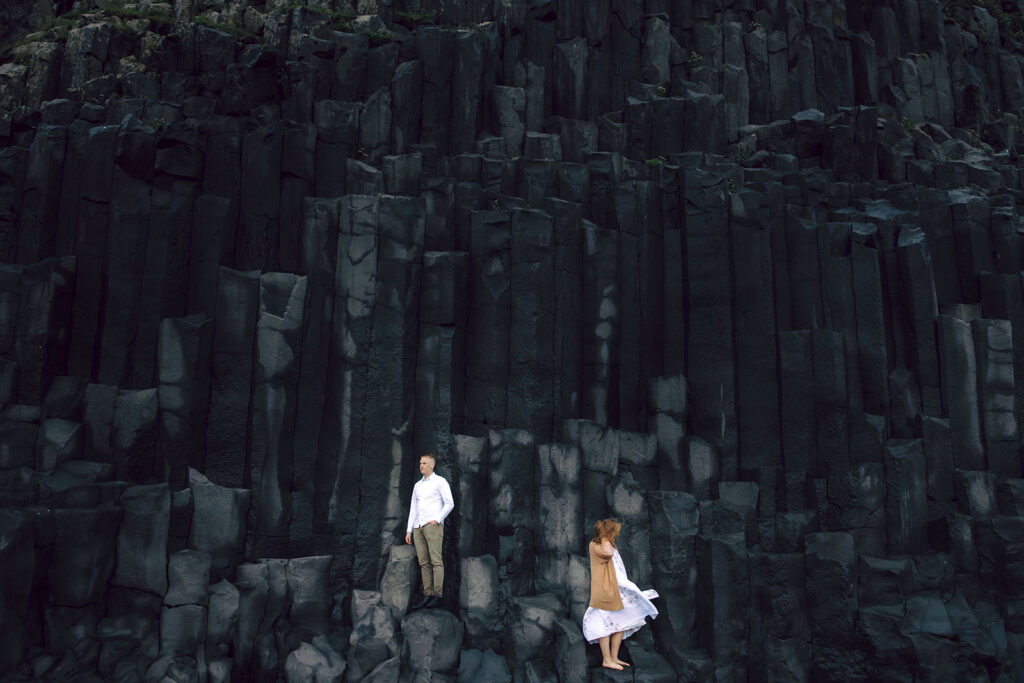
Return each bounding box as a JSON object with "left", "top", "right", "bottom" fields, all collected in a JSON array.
[{"left": 582, "top": 519, "right": 659, "bottom": 670}]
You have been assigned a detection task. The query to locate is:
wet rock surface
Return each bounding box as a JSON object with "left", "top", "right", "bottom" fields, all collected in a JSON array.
[{"left": 2, "top": 0, "right": 1024, "bottom": 680}]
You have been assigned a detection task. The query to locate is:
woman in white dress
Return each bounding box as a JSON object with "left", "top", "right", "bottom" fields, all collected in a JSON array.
[{"left": 582, "top": 519, "right": 659, "bottom": 671}]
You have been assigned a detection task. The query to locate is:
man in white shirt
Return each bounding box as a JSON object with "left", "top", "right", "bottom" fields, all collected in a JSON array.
[{"left": 405, "top": 453, "right": 455, "bottom": 609}]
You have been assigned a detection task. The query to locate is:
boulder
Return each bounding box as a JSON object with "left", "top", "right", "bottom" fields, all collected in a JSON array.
[
  {"left": 164, "top": 550, "right": 212, "bottom": 607},
  {"left": 459, "top": 555, "right": 500, "bottom": 648},
  {"left": 458, "top": 648, "right": 510, "bottom": 683},
  {"left": 347, "top": 591, "right": 399, "bottom": 680},
  {"left": 49, "top": 504, "right": 121, "bottom": 607},
  {"left": 284, "top": 636, "right": 346, "bottom": 683},
  {"left": 188, "top": 468, "right": 249, "bottom": 576},
  {"left": 553, "top": 618, "right": 587, "bottom": 683},
  {"left": 287, "top": 555, "right": 334, "bottom": 639},
  {"left": 114, "top": 483, "right": 170, "bottom": 596},
  {"left": 401, "top": 608, "right": 464, "bottom": 673},
  {"left": 206, "top": 579, "right": 240, "bottom": 653},
  {"left": 0, "top": 511, "right": 34, "bottom": 672},
  {"left": 380, "top": 544, "right": 418, "bottom": 617},
  {"left": 504, "top": 594, "right": 563, "bottom": 668}
]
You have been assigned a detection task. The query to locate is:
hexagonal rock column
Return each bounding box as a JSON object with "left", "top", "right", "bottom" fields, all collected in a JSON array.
[
  {"left": 649, "top": 490, "right": 700, "bottom": 667},
  {"left": 35, "top": 417, "right": 81, "bottom": 471},
  {"left": 233, "top": 558, "right": 290, "bottom": 680},
  {"left": 503, "top": 593, "right": 563, "bottom": 679},
  {"left": 648, "top": 375, "right": 687, "bottom": 490},
  {"left": 317, "top": 195, "right": 378, "bottom": 579},
  {"left": 205, "top": 267, "right": 259, "bottom": 489},
  {"left": 112, "top": 387, "right": 158, "bottom": 484},
  {"left": 347, "top": 590, "right": 400, "bottom": 680},
  {"left": 459, "top": 648, "right": 511, "bottom": 682},
  {"left": 580, "top": 220, "right": 619, "bottom": 426},
  {"left": 695, "top": 532, "right": 749, "bottom": 666},
  {"left": 249, "top": 272, "right": 308, "bottom": 557},
  {"left": 238, "top": 122, "right": 283, "bottom": 270},
  {"left": 205, "top": 578, "right": 238, "bottom": 678},
  {"left": 0, "top": 511, "right": 34, "bottom": 673},
  {"left": 292, "top": 197, "right": 341, "bottom": 557},
  {"left": 16, "top": 256, "right": 75, "bottom": 405},
  {"left": 884, "top": 439, "right": 927, "bottom": 554},
  {"left": 285, "top": 555, "right": 333, "bottom": 644},
  {"left": 380, "top": 544, "right": 418, "bottom": 618},
  {"left": 805, "top": 532, "right": 858, "bottom": 678},
  {"left": 157, "top": 314, "right": 213, "bottom": 490},
  {"left": 897, "top": 227, "right": 940, "bottom": 415},
  {"left": 415, "top": 250, "right": 469, "bottom": 478},
  {"left": 972, "top": 319, "right": 1019, "bottom": 477},
  {"left": 353, "top": 195, "right": 425, "bottom": 590},
  {"left": 508, "top": 208, "right": 556, "bottom": 442},
  {"left": 460, "top": 554, "right": 500, "bottom": 650},
  {"left": 187, "top": 468, "right": 249, "bottom": 579},
  {"left": 453, "top": 434, "right": 487, "bottom": 558},
  {"left": 400, "top": 608, "right": 464, "bottom": 674},
  {"left": 464, "top": 209, "right": 511, "bottom": 436},
  {"left": 49, "top": 504, "right": 121, "bottom": 608},
  {"left": 608, "top": 475, "right": 653, "bottom": 587},
  {"left": 730, "top": 188, "right": 780, "bottom": 477},
  {"left": 748, "top": 551, "right": 810, "bottom": 681},
  {"left": 937, "top": 314, "right": 983, "bottom": 470},
  {"left": 114, "top": 483, "right": 170, "bottom": 597},
  {"left": 488, "top": 429, "right": 535, "bottom": 594},
  {"left": 684, "top": 169, "right": 737, "bottom": 478},
  {"left": 284, "top": 636, "right": 346, "bottom": 683},
  {"left": 159, "top": 550, "right": 212, "bottom": 669},
  {"left": 536, "top": 441, "right": 582, "bottom": 588},
  {"left": 97, "top": 117, "right": 155, "bottom": 389}
]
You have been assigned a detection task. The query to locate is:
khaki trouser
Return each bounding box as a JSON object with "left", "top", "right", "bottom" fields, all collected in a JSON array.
[{"left": 412, "top": 523, "right": 444, "bottom": 597}]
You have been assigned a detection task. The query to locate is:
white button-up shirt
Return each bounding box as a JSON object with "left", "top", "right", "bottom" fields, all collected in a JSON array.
[{"left": 406, "top": 473, "right": 455, "bottom": 532}]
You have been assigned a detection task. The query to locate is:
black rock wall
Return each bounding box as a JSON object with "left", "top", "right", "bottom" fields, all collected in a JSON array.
[{"left": 2, "top": 0, "right": 1024, "bottom": 680}]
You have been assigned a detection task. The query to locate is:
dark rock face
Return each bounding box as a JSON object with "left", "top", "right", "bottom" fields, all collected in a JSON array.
[{"left": 3, "top": 0, "right": 1024, "bottom": 680}]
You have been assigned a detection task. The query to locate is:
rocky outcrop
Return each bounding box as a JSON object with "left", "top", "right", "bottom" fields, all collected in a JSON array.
[{"left": 2, "top": 0, "right": 1024, "bottom": 680}]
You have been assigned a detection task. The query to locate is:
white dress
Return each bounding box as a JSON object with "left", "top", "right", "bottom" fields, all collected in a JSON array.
[{"left": 581, "top": 549, "right": 659, "bottom": 644}]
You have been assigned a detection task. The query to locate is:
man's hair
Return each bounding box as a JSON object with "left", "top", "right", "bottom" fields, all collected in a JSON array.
[{"left": 420, "top": 453, "right": 436, "bottom": 463}]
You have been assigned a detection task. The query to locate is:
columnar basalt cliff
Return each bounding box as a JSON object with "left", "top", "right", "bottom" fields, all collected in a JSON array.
[{"left": 2, "top": 0, "right": 1024, "bottom": 680}]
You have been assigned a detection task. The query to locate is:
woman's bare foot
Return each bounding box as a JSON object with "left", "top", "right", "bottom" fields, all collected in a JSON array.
[
  {"left": 614, "top": 658, "right": 631, "bottom": 667},
  {"left": 602, "top": 660, "right": 624, "bottom": 671}
]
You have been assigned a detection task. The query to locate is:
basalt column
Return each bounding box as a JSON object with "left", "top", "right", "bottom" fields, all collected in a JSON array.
[
  {"left": 204, "top": 267, "right": 259, "bottom": 489},
  {"left": 355, "top": 195, "right": 424, "bottom": 588},
  {"left": 546, "top": 198, "right": 583, "bottom": 427},
  {"left": 292, "top": 197, "right": 340, "bottom": 557},
  {"left": 488, "top": 429, "right": 535, "bottom": 595},
  {"left": 508, "top": 208, "right": 556, "bottom": 442},
  {"left": 67, "top": 123, "right": 115, "bottom": 380},
  {"left": 684, "top": 168, "right": 737, "bottom": 478},
  {"left": 157, "top": 315, "right": 213, "bottom": 488},
  {"left": 730, "top": 187, "right": 781, "bottom": 484},
  {"left": 535, "top": 441, "right": 583, "bottom": 601},
  {"left": 580, "top": 218, "right": 619, "bottom": 426},
  {"left": 249, "top": 273, "right": 308, "bottom": 557},
  {"left": 16, "top": 256, "right": 74, "bottom": 405},
  {"left": 465, "top": 210, "right": 511, "bottom": 436},
  {"left": 6, "top": 0, "right": 1024, "bottom": 678},
  {"left": 415, "top": 250, "right": 468, "bottom": 467},
  {"left": 96, "top": 116, "right": 153, "bottom": 389},
  {"left": 317, "top": 195, "right": 378, "bottom": 579}
]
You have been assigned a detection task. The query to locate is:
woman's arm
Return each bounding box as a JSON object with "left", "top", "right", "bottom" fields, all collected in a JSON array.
[{"left": 592, "top": 540, "right": 615, "bottom": 559}]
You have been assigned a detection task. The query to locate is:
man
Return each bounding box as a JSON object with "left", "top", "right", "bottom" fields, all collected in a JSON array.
[{"left": 405, "top": 453, "right": 454, "bottom": 609}]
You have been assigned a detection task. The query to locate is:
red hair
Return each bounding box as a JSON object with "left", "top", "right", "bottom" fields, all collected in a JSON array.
[{"left": 592, "top": 519, "right": 622, "bottom": 545}]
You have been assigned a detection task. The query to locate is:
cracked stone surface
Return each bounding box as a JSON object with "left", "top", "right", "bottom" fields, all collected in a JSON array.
[{"left": 2, "top": 0, "right": 1024, "bottom": 679}]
